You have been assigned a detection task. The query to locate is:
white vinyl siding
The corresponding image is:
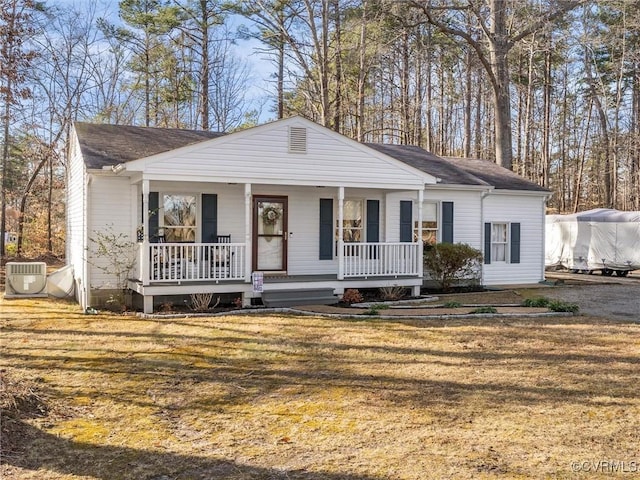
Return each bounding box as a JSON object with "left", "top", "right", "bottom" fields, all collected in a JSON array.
[
  {"left": 483, "top": 194, "right": 546, "bottom": 285},
  {"left": 88, "top": 176, "right": 133, "bottom": 289},
  {"left": 137, "top": 121, "right": 427, "bottom": 189},
  {"left": 66, "top": 133, "right": 87, "bottom": 305},
  {"left": 385, "top": 189, "right": 482, "bottom": 248}
]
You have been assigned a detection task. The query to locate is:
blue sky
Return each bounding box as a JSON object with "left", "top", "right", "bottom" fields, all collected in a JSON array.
[{"left": 50, "top": 0, "right": 276, "bottom": 122}]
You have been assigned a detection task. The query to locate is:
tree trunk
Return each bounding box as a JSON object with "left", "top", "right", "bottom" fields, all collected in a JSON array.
[
  {"left": 631, "top": 61, "right": 640, "bottom": 210},
  {"left": 333, "top": 0, "right": 342, "bottom": 133},
  {"left": 200, "top": 0, "right": 209, "bottom": 130},
  {"left": 474, "top": 71, "right": 482, "bottom": 158},
  {"left": 541, "top": 48, "right": 552, "bottom": 188},
  {"left": 277, "top": 27, "right": 285, "bottom": 119},
  {"left": 17, "top": 148, "right": 48, "bottom": 255},
  {"left": 0, "top": 94, "right": 10, "bottom": 257},
  {"left": 463, "top": 48, "right": 472, "bottom": 158},
  {"left": 488, "top": 0, "right": 513, "bottom": 170},
  {"left": 356, "top": 0, "right": 368, "bottom": 142},
  {"left": 585, "top": 49, "right": 612, "bottom": 208},
  {"left": 401, "top": 28, "right": 410, "bottom": 144}
]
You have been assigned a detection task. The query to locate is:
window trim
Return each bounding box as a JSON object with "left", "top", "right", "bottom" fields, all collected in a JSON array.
[
  {"left": 490, "top": 222, "right": 509, "bottom": 263},
  {"left": 485, "top": 221, "right": 521, "bottom": 265}
]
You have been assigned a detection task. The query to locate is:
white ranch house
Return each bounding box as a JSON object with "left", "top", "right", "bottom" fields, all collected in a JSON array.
[{"left": 66, "top": 116, "right": 550, "bottom": 313}]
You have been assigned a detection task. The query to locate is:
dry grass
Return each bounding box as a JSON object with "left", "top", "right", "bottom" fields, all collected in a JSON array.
[{"left": 1, "top": 297, "right": 639, "bottom": 479}]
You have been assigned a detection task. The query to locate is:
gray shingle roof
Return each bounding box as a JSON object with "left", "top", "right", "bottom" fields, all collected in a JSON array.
[
  {"left": 74, "top": 122, "right": 549, "bottom": 193},
  {"left": 365, "top": 143, "right": 490, "bottom": 187},
  {"left": 75, "top": 122, "right": 224, "bottom": 169},
  {"left": 444, "top": 157, "right": 550, "bottom": 192},
  {"left": 368, "top": 143, "right": 549, "bottom": 192}
]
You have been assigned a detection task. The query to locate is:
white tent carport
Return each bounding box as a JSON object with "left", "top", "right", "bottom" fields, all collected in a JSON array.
[{"left": 546, "top": 208, "right": 640, "bottom": 275}]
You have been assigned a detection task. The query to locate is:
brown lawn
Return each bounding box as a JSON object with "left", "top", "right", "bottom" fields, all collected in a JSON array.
[{"left": 1, "top": 297, "right": 639, "bottom": 479}]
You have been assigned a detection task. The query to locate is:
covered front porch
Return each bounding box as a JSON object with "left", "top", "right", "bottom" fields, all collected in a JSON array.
[
  {"left": 129, "top": 180, "right": 423, "bottom": 313},
  {"left": 129, "top": 180, "right": 426, "bottom": 313}
]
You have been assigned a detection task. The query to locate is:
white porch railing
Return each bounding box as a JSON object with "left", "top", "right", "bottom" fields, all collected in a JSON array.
[
  {"left": 342, "top": 242, "right": 421, "bottom": 277},
  {"left": 141, "top": 242, "right": 246, "bottom": 283},
  {"left": 136, "top": 241, "right": 418, "bottom": 283}
]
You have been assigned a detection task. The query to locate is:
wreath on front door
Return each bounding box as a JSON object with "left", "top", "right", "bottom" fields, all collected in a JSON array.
[{"left": 262, "top": 205, "right": 282, "bottom": 226}]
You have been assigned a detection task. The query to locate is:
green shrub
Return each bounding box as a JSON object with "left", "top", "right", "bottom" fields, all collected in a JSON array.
[
  {"left": 443, "top": 301, "right": 462, "bottom": 308},
  {"left": 470, "top": 306, "right": 498, "bottom": 314},
  {"left": 522, "top": 297, "right": 578, "bottom": 313},
  {"left": 365, "top": 303, "right": 390, "bottom": 315},
  {"left": 548, "top": 300, "right": 579, "bottom": 313},
  {"left": 522, "top": 297, "right": 551, "bottom": 307},
  {"left": 423, "top": 243, "right": 483, "bottom": 292}
]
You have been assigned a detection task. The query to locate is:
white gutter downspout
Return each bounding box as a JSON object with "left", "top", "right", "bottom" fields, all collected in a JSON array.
[
  {"left": 245, "top": 183, "right": 252, "bottom": 285},
  {"left": 541, "top": 193, "right": 552, "bottom": 282},
  {"left": 417, "top": 188, "right": 424, "bottom": 279}
]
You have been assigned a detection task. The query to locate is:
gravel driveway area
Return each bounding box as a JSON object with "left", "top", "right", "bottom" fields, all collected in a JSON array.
[{"left": 542, "top": 280, "right": 640, "bottom": 321}]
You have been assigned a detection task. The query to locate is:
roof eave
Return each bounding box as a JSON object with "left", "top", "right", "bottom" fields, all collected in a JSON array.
[
  {"left": 487, "top": 188, "right": 552, "bottom": 197},
  {"left": 427, "top": 183, "right": 493, "bottom": 191}
]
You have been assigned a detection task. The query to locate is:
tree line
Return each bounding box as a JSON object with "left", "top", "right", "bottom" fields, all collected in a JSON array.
[{"left": 1, "top": 0, "right": 639, "bottom": 257}]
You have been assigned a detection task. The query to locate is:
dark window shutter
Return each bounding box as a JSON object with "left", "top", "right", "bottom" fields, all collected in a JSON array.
[
  {"left": 319, "top": 198, "right": 333, "bottom": 260},
  {"left": 149, "top": 192, "right": 160, "bottom": 243},
  {"left": 400, "top": 201, "right": 413, "bottom": 242},
  {"left": 510, "top": 222, "right": 521, "bottom": 264},
  {"left": 484, "top": 222, "right": 491, "bottom": 264},
  {"left": 366, "top": 200, "right": 380, "bottom": 242},
  {"left": 202, "top": 194, "right": 218, "bottom": 243},
  {"left": 367, "top": 200, "right": 380, "bottom": 259},
  {"left": 442, "top": 201, "right": 454, "bottom": 243}
]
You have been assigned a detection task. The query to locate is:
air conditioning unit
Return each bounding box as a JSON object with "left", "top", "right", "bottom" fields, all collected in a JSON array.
[{"left": 5, "top": 262, "right": 48, "bottom": 298}]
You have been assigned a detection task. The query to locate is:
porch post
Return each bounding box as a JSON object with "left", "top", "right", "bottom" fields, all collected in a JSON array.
[
  {"left": 337, "top": 186, "right": 344, "bottom": 280},
  {"left": 417, "top": 189, "right": 424, "bottom": 278},
  {"left": 244, "top": 183, "right": 252, "bottom": 283},
  {"left": 141, "top": 180, "right": 150, "bottom": 286}
]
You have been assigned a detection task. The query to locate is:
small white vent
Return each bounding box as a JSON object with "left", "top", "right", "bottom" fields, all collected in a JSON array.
[
  {"left": 288, "top": 126, "right": 307, "bottom": 153},
  {"left": 5, "top": 262, "right": 48, "bottom": 297}
]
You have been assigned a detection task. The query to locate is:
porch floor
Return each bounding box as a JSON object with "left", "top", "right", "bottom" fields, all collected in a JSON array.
[{"left": 129, "top": 274, "right": 421, "bottom": 297}]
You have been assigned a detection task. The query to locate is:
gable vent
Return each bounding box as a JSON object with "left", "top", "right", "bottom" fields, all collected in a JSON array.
[{"left": 288, "top": 126, "right": 307, "bottom": 153}]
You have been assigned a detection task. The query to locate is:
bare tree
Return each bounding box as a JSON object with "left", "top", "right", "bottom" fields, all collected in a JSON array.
[
  {"left": 409, "top": 0, "right": 584, "bottom": 170},
  {"left": 0, "top": 0, "right": 38, "bottom": 256}
]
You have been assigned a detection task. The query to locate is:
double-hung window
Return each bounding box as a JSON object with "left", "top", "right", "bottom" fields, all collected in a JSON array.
[
  {"left": 414, "top": 202, "right": 439, "bottom": 244},
  {"left": 485, "top": 221, "right": 520, "bottom": 264},
  {"left": 338, "top": 199, "right": 363, "bottom": 243},
  {"left": 162, "top": 194, "right": 196, "bottom": 242},
  {"left": 491, "top": 223, "right": 508, "bottom": 262}
]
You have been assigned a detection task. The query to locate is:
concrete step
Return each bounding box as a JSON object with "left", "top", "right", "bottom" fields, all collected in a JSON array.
[{"left": 262, "top": 288, "right": 337, "bottom": 308}]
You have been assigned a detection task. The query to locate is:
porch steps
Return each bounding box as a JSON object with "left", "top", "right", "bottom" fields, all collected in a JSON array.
[{"left": 261, "top": 288, "right": 337, "bottom": 308}]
